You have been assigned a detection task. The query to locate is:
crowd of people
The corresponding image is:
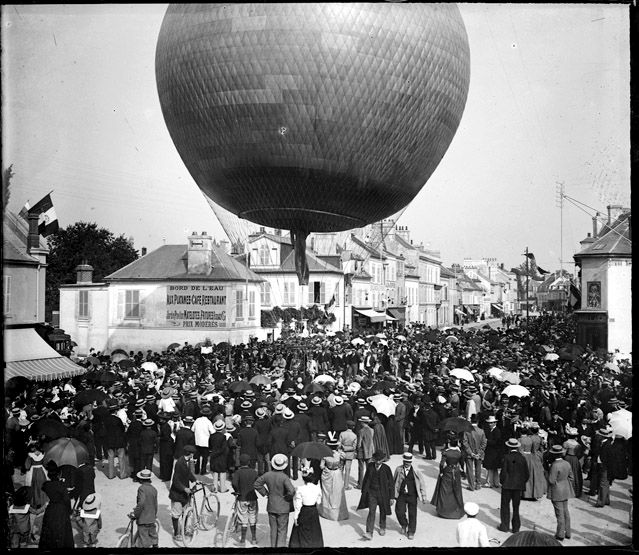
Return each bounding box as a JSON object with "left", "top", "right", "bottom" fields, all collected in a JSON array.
[{"left": 3, "top": 313, "right": 633, "bottom": 547}]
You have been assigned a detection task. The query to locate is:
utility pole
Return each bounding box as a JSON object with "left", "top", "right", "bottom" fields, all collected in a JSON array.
[
  {"left": 555, "top": 182, "right": 564, "bottom": 273},
  {"left": 524, "top": 247, "right": 530, "bottom": 325}
]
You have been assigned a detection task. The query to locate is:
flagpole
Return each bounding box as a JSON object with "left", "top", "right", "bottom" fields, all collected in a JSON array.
[{"left": 525, "top": 247, "right": 530, "bottom": 325}]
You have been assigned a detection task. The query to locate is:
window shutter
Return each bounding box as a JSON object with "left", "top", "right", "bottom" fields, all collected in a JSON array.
[
  {"left": 308, "top": 283, "right": 313, "bottom": 305},
  {"left": 139, "top": 294, "right": 145, "bottom": 320},
  {"left": 117, "top": 290, "right": 124, "bottom": 321},
  {"left": 75, "top": 290, "right": 79, "bottom": 320},
  {"left": 320, "top": 282, "right": 326, "bottom": 304},
  {"left": 87, "top": 291, "right": 92, "bottom": 320}
]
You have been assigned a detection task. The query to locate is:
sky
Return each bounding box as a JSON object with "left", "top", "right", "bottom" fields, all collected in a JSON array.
[{"left": 2, "top": 3, "right": 631, "bottom": 272}]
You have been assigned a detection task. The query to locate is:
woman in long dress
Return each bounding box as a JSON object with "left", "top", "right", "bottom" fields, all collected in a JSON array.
[
  {"left": 24, "top": 442, "right": 48, "bottom": 544},
  {"left": 384, "top": 410, "right": 404, "bottom": 455},
  {"left": 318, "top": 453, "right": 349, "bottom": 521},
  {"left": 39, "top": 462, "right": 74, "bottom": 549},
  {"left": 519, "top": 426, "right": 546, "bottom": 500},
  {"left": 371, "top": 415, "right": 390, "bottom": 462},
  {"left": 430, "top": 437, "right": 465, "bottom": 519},
  {"left": 289, "top": 467, "right": 324, "bottom": 548},
  {"left": 563, "top": 427, "right": 583, "bottom": 498}
]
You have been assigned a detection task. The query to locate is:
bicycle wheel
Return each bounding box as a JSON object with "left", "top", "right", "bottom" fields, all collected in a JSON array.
[
  {"left": 199, "top": 491, "right": 220, "bottom": 530},
  {"left": 221, "top": 505, "right": 238, "bottom": 547},
  {"left": 116, "top": 532, "right": 132, "bottom": 548},
  {"left": 181, "top": 506, "right": 197, "bottom": 547}
]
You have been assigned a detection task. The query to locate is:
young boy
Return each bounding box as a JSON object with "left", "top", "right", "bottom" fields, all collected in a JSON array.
[
  {"left": 231, "top": 453, "right": 259, "bottom": 546},
  {"left": 9, "top": 486, "right": 31, "bottom": 548},
  {"left": 78, "top": 492, "right": 102, "bottom": 547}
]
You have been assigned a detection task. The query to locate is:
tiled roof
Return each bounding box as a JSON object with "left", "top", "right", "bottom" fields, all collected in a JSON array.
[
  {"left": 575, "top": 213, "right": 631, "bottom": 257},
  {"left": 3, "top": 211, "right": 48, "bottom": 265},
  {"left": 105, "top": 244, "right": 263, "bottom": 282},
  {"left": 350, "top": 234, "right": 386, "bottom": 259},
  {"left": 248, "top": 231, "right": 292, "bottom": 245}
]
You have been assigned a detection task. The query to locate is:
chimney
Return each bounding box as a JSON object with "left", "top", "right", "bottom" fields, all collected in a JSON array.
[
  {"left": 141, "top": 247, "right": 147, "bottom": 256},
  {"left": 580, "top": 232, "right": 594, "bottom": 248},
  {"left": 592, "top": 213, "right": 599, "bottom": 238},
  {"left": 260, "top": 226, "right": 265, "bottom": 233},
  {"left": 75, "top": 261, "right": 94, "bottom": 283},
  {"left": 27, "top": 213, "right": 40, "bottom": 252},
  {"left": 188, "top": 231, "right": 213, "bottom": 274}
]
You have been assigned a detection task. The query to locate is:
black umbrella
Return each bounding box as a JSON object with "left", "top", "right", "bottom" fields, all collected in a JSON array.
[
  {"left": 558, "top": 350, "right": 578, "bottom": 362},
  {"left": 99, "top": 372, "right": 118, "bottom": 386},
  {"left": 291, "top": 441, "right": 334, "bottom": 460},
  {"left": 111, "top": 348, "right": 128, "bottom": 356},
  {"left": 43, "top": 438, "right": 90, "bottom": 468},
  {"left": 87, "top": 356, "right": 100, "bottom": 367},
  {"left": 74, "top": 388, "right": 107, "bottom": 408},
  {"left": 439, "top": 416, "right": 473, "bottom": 434},
  {"left": 84, "top": 371, "right": 101, "bottom": 384},
  {"left": 167, "top": 342, "right": 181, "bottom": 351},
  {"left": 372, "top": 380, "right": 395, "bottom": 392},
  {"left": 119, "top": 359, "right": 135, "bottom": 369},
  {"left": 520, "top": 378, "right": 543, "bottom": 387},
  {"left": 216, "top": 342, "right": 230, "bottom": 350},
  {"left": 229, "top": 380, "right": 251, "bottom": 393},
  {"left": 303, "top": 382, "right": 324, "bottom": 394},
  {"left": 31, "top": 418, "right": 69, "bottom": 440},
  {"left": 501, "top": 531, "right": 562, "bottom": 547}
]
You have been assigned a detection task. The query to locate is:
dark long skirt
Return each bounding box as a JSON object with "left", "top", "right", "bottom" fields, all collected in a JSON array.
[
  {"left": 289, "top": 505, "right": 324, "bottom": 548},
  {"left": 159, "top": 441, "right": 175, "bottom": 481},
  {"left": 385, "top": 416, "right": 404, "bottom": 455},
  {"left": 430, "top": 464, "right": 465, "bottom": 519},
  {"left": 565, "top": 454, "right": 583, "bottom": 498}
]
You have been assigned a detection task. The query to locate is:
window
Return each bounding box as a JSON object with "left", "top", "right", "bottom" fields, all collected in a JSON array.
[
  {"left": 260, "top": 282, "right": 271, "bottom": 306},
  {"left": 79, "top": 290, "right": 89, "bottom": 319},
  {"left": 235, "top": 290, "right": 244, "bottom": 319},
  {"left": 249, "top": 290, "right": 256, "bottom": 319},
  {"left": 283, "top": 282, "right": 296, "bottom": 305},
  {"left": 118, "top": 289, "right": 140, "bottom": 320},
  {"left": 308, "top": 281, "right": 326, "bottom": 305},
  {"left": 3, "top": 275, "right": 11, "bottom": 314},
  {"left": 259, "top": 244, "right": 271, "bottom": 265}
]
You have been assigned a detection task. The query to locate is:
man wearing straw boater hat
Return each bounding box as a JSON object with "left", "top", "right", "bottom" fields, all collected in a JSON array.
[
  {"left": 498, "top": 438, "right": 528, "bottom": 533},
  {"left": 547, "top": 444, "right": 574, "bottom": 541},
  {"left": 253, "top": 453, "right": 296, "bottom": 548},
  {"left": 130, "top": 469, "right": 158, "bottom": 548}
]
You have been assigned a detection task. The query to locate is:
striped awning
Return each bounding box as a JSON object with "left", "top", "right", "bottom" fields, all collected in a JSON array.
[
  {"left": 354, "top": 308, "right": 387, "bottom": 323},
  {"left": 5, "top": 357, "right": 87, "bottom": 382},
  {"left": 4, "top": 327, "right": 86, "bottom": 382}
]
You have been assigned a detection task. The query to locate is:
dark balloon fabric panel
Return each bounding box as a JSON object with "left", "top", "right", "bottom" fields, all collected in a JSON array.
[{"left": 156, "top": 3, "right": 470, "bottom": 232}]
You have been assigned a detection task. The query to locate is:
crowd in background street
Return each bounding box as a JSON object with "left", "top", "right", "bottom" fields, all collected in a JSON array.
[{"left": 4, "top": 313, "right": 632, "bottom": 547}]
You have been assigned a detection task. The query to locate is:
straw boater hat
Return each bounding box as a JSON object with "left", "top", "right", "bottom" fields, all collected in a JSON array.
[
  {"left": 333, "top": 395, "right": 343, "bottom": 405},
  {"left": 505, "top": 438, "right": 520, "bottom": 449},
  {"left": 135, "top": 399, "right": 146, "bottom": 407},
  {"left": 161, "top": 387, "right": 172, "bottom": 399},
  {"left": 359, "top": 416, "right": 371, "bottom": 423},
  {"left": 549, "top": 445, "right": 566, "bottom": 456},
  {"left": 142, "top": 418, "right": 155, "bottom": 427},
  {"left": 297, "top": 402, "right": 308, "bottom": 412},
  {"left": 145, "top": 394, "right": 156, "bottom": 402},
  {"left": 282, "top": 409, "right": 294, "bottom": 420},
  {"left": 182, "top": 416, "right": 194, "bottom": 424},
  {"left": 402, "top": 452, "right": 413, "bottom": 463},
  {"left": 240, "top": 401, "right": 253, "bottom": 410},
  {"left": 597, "top": 427, "right": 614, "bottom": 438},
  {"left": 271, "top": 453, "right": 288, "bottom": 471},
  {"left": 137, "top": 468, "right": 153, "bottom": 481},
  {"left": 82, "top": 492, "right": 102, "bottom": 514},
  {"left": 311, "top": 397, "right": 322, "bottom": 405},
  {"left": 255, "top": 407, "right": 267, "bottom": 419},
  {"left": 274, "top": 404, "right": 286, "bottom": 414},
  {"left": 134, "top": 408, "right": 144, "bottom": 417},
  {"left": 485, "top": 415, "right": 498, "bottom": 423},
  {"left": 200, "top": 406, "right": 212, "bottom": 416},
  {"left": 356, "top": 397, "right": 366, "bottom": 405},
  {"left": 226, "top": 422, "right": 237, "bottom": 433},
  {"left": 213, "top": 419, "right": 226, "bottom": 432}
]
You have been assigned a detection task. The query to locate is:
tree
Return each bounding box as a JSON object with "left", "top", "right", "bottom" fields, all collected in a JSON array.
[
  {"left": 45, "top": 221, "right": 138, "bottom": 320},
  {"left": 2, "top": 164, "right": 13, "bottom": 213}
]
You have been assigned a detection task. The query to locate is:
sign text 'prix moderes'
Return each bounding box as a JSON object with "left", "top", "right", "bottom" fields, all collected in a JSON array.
[{"left": 166, "top": 284, "right": 226, "bottom": 327}]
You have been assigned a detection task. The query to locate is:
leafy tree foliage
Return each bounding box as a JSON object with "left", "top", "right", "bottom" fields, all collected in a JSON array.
[{"left": 46, "top": 221, "right": 138, "bottom": 320}]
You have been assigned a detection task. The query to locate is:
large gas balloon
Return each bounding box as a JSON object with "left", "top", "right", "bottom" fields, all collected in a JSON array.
[{"left": 156, "top": 3, "right": 470, "bottom": 284}]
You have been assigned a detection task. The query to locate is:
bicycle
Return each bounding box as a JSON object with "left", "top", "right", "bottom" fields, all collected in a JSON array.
[
  {"left": 117, "top": 514, "right": 160, "bottom": 548},
  {"left": 180, "top": 481, "right": 221, "bottom": 547},
  {"left": 221, "top": 492, "right": 241, "bottom": 547}
]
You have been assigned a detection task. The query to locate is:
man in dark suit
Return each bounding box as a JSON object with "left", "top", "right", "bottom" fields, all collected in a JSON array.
[
  {"left": 357, "top": 450, "right": 395, "bottom": 540},
  {"left": 140, "top": 419, "right": 158, "bottom": 474},
  {"left": 103, "top": 400, "right": 128, "bottom": 479},
  {"left": 173, "top": 416, "right": 196, "bottom": 461},
  {"left": 422, "top": 401, "right": 440, "bottom": 460},
  {"left": 169, "top": 445, "right": 197, "bottom": 542},
  {"left": 498, "top": 438, "right": 529, "bottom": 533},
  {"left": 127, "top": 408, "right": 144, "bottom": 481},
  {"left": 253, "top": 453, "right": 296, "bottom": 548},
  {"left": 131, "top": 468, "right": 158, "bottom": 548}
]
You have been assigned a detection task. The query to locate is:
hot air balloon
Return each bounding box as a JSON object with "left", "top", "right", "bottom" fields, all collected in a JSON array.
[{"left": 156, "top": 3, "right": 470, "bottom": 284}]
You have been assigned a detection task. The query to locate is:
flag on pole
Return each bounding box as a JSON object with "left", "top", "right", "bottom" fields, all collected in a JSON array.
[
  {"left": 324, "top": 294, "right": 336, "bottom": 311},
  {"left": 525, "top": 252, "right": 550, "bottom": 275},
  {"left": 18, "top": 200, "right": 30, "bottom": 220},
  {"left": 28, "top": 193, "right": 59, "bottom": 236},
  {"left": 568, "top": 283, "right": 581, "bottom": 310}
]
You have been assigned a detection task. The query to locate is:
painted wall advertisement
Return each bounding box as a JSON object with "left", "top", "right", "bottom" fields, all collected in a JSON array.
[{"left": 166, "top": 284, "right": 227, "bottom": 327}]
